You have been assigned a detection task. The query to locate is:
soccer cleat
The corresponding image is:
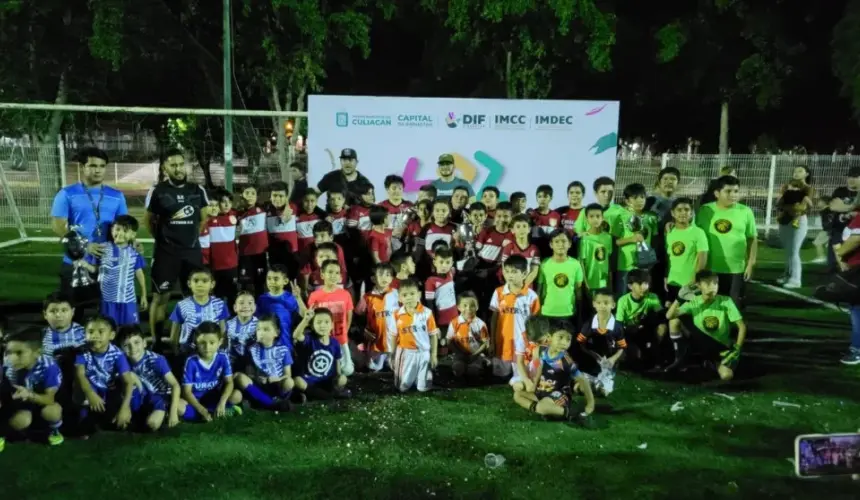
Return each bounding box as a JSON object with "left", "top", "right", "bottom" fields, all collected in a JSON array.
[
  {"left": 48, "top": 430, "right": 64, "bottom": 446},
  {"left": 0, "top": 437, "right": 5, "bottom": 452},
  {"left": 274, "top": 399, "right": 294, "bottom": 412},
  {"left": 567, "top": 411, "right": 595, "bottom": 429},
  {"left": 782, "top": 282, "right": 802, "bottom": 289},
  {"left": 840, "top": 349, "right": 860, "bottom": 366},
  {"left": 228, "top": 405, "right": 244, "bottom": 417}
]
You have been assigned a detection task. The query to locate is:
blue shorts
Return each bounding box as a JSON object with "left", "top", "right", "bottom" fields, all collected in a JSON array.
[
  {"left": 130, "top": 389, "right": 169, "bottom": 413},
  {"left": 182, "top": 389, "right": 233, "bottom": 421},
  {"left": 101, "top": 301, "right": 139, "bottom": 327}
]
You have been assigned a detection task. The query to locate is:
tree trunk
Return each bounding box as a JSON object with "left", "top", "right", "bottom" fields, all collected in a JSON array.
[
  {"left": 196, "top": 149, "right": 214, "bottom": 187},
  {"left": 33, "top": 69, "right": 69, "bottom": 215},
  {"left": 506, "top": 51, "right": 514, "bottom": 98},
  {"left": 270, "top": 85, "right": 290, "bottom": 185},
  {"left": 292, "top": 86, "right": 306, "bottom": 149},
  {"left": 718, "top": 100, "right": 729, "bottom": 159}
]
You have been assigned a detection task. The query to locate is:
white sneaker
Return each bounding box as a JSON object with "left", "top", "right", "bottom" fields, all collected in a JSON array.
[
  {"left": 782, "top": 282, "right": 802, "bottom": 289},
  {"left": 811, "top": 257, "right": 826, "bottom": 264}
]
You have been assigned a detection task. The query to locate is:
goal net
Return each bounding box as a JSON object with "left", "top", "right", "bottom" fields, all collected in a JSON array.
[{"left": 0, "top": 103, "right": 305, "bottom": 250}]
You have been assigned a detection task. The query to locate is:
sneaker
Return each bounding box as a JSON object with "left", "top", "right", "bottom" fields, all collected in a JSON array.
[
  {"left": 0, "top": 437, "right": 5, "bottom": 453},
  {"left": 782, "top": 281, "right": 802, "bottom": 289},
  {"left": 840, "top": 349, "right": 860, "bottom": 366},
  {"left": 228, "top": 405, "right": 244, "bottom": 417},
  {"left": 48, "top": 429, "right": 64, "bottom": 446},
  {"left": 273, "top": 399, "right": 294, "bottom": 412}
]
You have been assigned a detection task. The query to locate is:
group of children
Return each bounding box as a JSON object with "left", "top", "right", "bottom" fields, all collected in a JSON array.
[{"left": 1, "top": 165, "right": 755, "bottom": 448}]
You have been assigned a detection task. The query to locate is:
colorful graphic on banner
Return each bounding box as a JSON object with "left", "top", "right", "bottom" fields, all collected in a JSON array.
[{"left": 308, "top": 96, "right": 619, "bottom": 204}]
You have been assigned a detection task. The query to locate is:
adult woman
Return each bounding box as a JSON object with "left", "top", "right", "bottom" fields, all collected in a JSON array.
[{"left": 776, "top": 165, "right": 814, "bottom": 288}]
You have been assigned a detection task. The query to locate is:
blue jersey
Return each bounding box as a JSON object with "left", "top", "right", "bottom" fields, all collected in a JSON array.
[
  {"left": 225, "top": 316, "right": 258, "bottom": 361},
  {"left": 536, "top": 345, "right": 581, "bottom": 395},
  {"left": 248, "top": 342, "right": 293, "bottom": 379},
  {"left": 42, "top": 323, "right": 86, "bottom": 357},
  {"left": 130, "top": 350, "right": 172, "bottom": 396},
  {"left": 50, "top": 183, "right": 128, "bottom": 264},
  {"left": 256, "top": 292, "right": 299, "bottom": 348},
  {"left": 97, "top": 243, "right": 145, "bottom": 304},
  {"left": 3, "top": 355, "right": 62, "bottom": 394},
  {"left": 169, "top": 296, "right": 229, "bottom": 345},
  {"left": 74, "top": 344, "right": 130, "bottom": 391},
  {"left": 295, "top": 335, "right": 342, "bottom": 382},
  {"left": 182, "top": 352, "right": 233, "bottom": 398}
]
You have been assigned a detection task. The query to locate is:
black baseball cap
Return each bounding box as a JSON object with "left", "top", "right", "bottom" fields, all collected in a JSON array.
[{"left": 340, "top": 148, "right": 358, "bottom": 160}]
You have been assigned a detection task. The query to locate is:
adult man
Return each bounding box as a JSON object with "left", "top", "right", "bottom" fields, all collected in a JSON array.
[
  {"left": 144, "top": 148, "right": 209, "bottom": 344},
  {"left": 50, "top": 147, "right": 129, "bottom": 322},
  {"left": 827, "top": 167, "right": 860, "bottom": 272},
  {"left": 430, "top": 154, "right": 475, "bottom": 199},
  {"left": 317, "top": 148, "right": 372, "bottom": 205}
]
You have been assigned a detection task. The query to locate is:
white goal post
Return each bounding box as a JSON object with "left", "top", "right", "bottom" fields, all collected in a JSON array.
[{"left": 0, "top": 102, "right": 307, "bottom": 249}]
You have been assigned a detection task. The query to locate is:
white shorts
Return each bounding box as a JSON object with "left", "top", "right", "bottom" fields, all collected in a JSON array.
[
  {"left": 393, "top": 349, "right": 432, "bottom": 392},
  {"left": 585, "top": 369, "right": 616, "bottom": 395}
]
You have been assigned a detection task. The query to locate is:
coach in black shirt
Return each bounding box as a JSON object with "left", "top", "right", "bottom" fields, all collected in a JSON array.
[
  {"left": 143, "top": 147, "right": 209, "bottom": 344},
  {"left": 317, "top": 148, "right": 372, "bottom": 205}
]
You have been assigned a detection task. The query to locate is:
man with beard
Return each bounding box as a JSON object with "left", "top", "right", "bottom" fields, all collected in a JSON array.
[
  {"left": 430, "top": 154, "right": 475, "bottom": 200},
  {"left": 51, "top": 147, "right": 129, "bottom": 323},
  {"left": 317, "top": 148, "right": 372, "bottom": 206},
  {"left": 144, "top": 148, "right": 210, "bottom": 346},
  {"left": 647, "top": 167, "right": 680, "bottom": 302}
]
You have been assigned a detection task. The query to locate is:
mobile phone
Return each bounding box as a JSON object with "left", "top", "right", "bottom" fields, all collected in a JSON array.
[{"left": 795, "top": 433, "right": 860, "bottom": 478}]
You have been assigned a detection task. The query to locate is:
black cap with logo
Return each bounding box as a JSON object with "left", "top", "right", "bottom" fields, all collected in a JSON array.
[{"left": 340, "top": 148, "right": 358, "bottom": 160}]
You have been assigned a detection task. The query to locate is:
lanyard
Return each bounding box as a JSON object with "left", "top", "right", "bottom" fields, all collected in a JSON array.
[{"left": 83, "top": 183, "right": 104, "bottom": 237}]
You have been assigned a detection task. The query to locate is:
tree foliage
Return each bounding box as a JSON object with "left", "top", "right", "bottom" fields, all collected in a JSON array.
[{"left": 833, "top": 0, "right": 860, "bottom": 123}]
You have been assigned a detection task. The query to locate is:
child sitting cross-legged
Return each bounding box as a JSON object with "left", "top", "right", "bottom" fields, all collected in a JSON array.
[
  {"left": 446, "top": 291, "right": 490, "bottom": 380},
  {"left": 180, "top": 321, "right": 243, "bottom": 422},
  {"left": 292, "top": 309, "right": 351, "bottom": 401},
  {"left": 233, "top": 315, "right": 294, "bottom": 412},
  {"left": 118, "top": 325, "right": 185, "bottom": 431},
  {"left": 1, "top": 329, "right": 65, "bottom": 450},
  {"left": 575, "top": 288, "right": 627, "bottom": 396}
]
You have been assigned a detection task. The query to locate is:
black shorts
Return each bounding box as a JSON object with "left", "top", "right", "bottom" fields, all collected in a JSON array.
[
  {"left": 716, "top": 273, "right": 745, "bottom": 305},
  {"left": 238, "top": 253, "right": 268, "bottom": 283},
  {"left": 679, "top": 316, "right": 740, "bottom": 369},
  {"left": 535, "top": 388, "right": 571, "bottom": 408},
  {"left": 151, "top": 250, "right": 203, "bottom": 295},
  {"left": 666, "top": 284, "right": 682, "bottom": 304}
]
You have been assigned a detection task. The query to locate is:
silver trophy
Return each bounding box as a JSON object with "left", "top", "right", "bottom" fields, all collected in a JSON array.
[
  {"left": 629, "top": 214, "right": 657, "bottom": 269},
  {"left": 62, "top": 228, "right": 95, "bottom": 288},
  {"left": 457, "top": 222, "right": 478, "bottom": 258}
]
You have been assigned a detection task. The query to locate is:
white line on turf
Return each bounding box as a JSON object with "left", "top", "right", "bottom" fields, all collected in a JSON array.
[
  {"left": 746, "top": 338, "right": 844, "bottom": 344},
  {"left": 749, "top": 279, "right": 847, "bottom": 314}
]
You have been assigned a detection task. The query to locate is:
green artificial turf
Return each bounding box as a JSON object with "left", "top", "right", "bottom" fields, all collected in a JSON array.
[{"left": 0, "top": 239, "right": 858, "bottom": 499}]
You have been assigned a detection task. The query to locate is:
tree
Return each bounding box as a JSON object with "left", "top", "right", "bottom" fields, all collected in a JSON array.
[
  {"left": 235, "top": 0, "right": 396, "bottom": 186},
  {"left": 652, "top": 0, "right": 807, "bottom": 154},
  {"left": 833, "top": 0, "right": 860, "bottom": 125}
]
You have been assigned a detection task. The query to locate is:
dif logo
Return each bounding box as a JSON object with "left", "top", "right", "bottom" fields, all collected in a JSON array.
[{"left": 445, "top": 113, "right": 487, "bottom": 129}]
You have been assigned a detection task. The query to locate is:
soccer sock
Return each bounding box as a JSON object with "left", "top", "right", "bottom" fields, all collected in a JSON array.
[
  {"left": 528, "top": 401, "right": 538, "bottom": 413},
  {"left": 670, "top": 334, "right": 688, "bottom": 361},
  {"left": 562, "top": 406, "right": 571, "bottom": 420},
  {"left": 49, "top": 420, "right": 63, "bottom": 431},
  {"left": 245, "top": 384, "right": 276, "bottom": 408}
]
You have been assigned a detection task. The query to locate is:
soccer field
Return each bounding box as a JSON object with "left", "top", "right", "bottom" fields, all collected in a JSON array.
[{"left": 0, "top": 240, "right": 858, "bottom": 499}]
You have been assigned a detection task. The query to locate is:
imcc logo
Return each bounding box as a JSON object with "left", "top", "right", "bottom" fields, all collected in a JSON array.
[{"left": 335, "top": 112, "right": 349, "bottom": 127}]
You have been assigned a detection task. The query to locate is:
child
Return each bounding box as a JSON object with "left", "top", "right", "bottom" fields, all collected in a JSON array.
[
  {"left": 666, "top": 270, "right": 746, "bottom": 381},
  {"left": 665, "top": 198, "right": 709, "bottom": 304},
  {"left": 257, "top": 264, "right": 306, "bottom": 349},
  {"left": 695, "top": 175, "right": 757, "bottom": 305},
  {"left": 557, "top": 181, "right": 585, "bottom": 237},
  {"left": 530, "top": 184, "right": 561, "bottom": 256},
  {"left": 118, "top": 325, "right": 184, "bottom": 431},
  {"left": 425, "top": 247, "right": 458, "bottom": 347},
  {"left": 490, "top": 255, "right": 541, "bottom": 381},
  {"left": 418, "top": 184, "right": 437, "bottom": 203},
  {"left": 450, "top": 186, "right": 471, "bottom": 224},
  {"left": 325, "top": 187, "right": 349, "bottom": 246},
  {"left": 300, "top": 221, "right": 350, "bottom": 291},
  {"left": 296, "top": 189, "right": 324, "bottom": 252},
  {"left": 513, "top": 324, "right": 595, "bottom": 426},
  {"left": 305, "top": 243, "right": 342, "bottom": 294},
  {"left": 357, "top": 263, "right": 399, "bottom": 372},
  {"left": 476, "top": 201, "right": 513, "bottom": 284},
  {"left": 74, "top": 316, "right": 136, "bottom": 434},
  {"left": 510, "top": 315, "right": 554, "bottom": 394},
  {"left": 615, "top": 183, "right": 659, "bottom": 294},
  {"left": 615, "top": 269, "right": 665, "bottom": 365},
  {"left": 537, "top": 230, "right": 584, "bottom": 322},
  {"left": 367, "top": 205, "right": 393, "bottom": 264},
  {"left": 578, "top": 203, "right": 614, "bottom": 296},
  {"left": 467, "top": 202, "right": 488, "bottom": 232},
  {"left": 424, "top": 199, "right": 457, "bottom": 257},
  {"left": 1, "top": 329, "right": 64, "bottom": 447},
  {"left": 181, "top": 321, "right": 243, "bottom": 421},
  {"left": 391, "top": 252, "right": 417, "bottom": 289},
  {"left": 307, "top": 260, "right": 355, "bottom": 376},
  {"left": 207, "top": 188, "right": 239, "bottom": 305},
  {"left": 346, "top": 182, "right": 377, "bottom": 293},
  {"left": 200, "top": 195, "right": 218, "bottom": 267},
  {"left": 288, "top": 160, "right": 310, "bottom": 204},
  {"left": 266, "top": 180, "right": 299, "bottom": 280},
  {"left": 405, "top": 199, "right": 432, "bottom": 255},
  {"left": 168, "top": 268, "right": 229, "bottom": 355},
  {"left": 346, "top": 182, "right": 376, "bottom": 238},
  {"left": 446, "top": 292, "right": 490, "bottom": 379},
  {"left": 225, "top": 291, "right": 258, "bottom": 369},
  {"left": 233, "top": 315, "right": 294, "bottom": 412},
  {"left": 575, "top": 288, "right": 626, "bottom": 396},
  {"left": 80, "top": 215, "right": 147, "bottom": 327},
  {"left": 292, "top": 309, "right": 350, "bottom": 400},
  {"left": 381, "top": 174, "right": 414, "bottom": 249},
  {"left": 573, "top": 177, "right": 627, "bottom": 236},
  {"left": 389, "top": 279, "right": 439, "bottom": 393},
  {"left": 41, "top": 292, "right": 85, "bottom": 358},
  {"left": 510, "top": 192, "right": 527, "bottom": 215},
  {"left": 500, "top": 214, "right": 540, "bottom": 286},
  {"left": 481, "top": 186, "right": 500, "bottom": 227},
  {"left": 237, "top": 184, "right": 269, "bottom": 295}
]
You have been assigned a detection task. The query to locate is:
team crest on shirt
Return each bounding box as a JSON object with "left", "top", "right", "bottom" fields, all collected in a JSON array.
[
  {"left": 171, "top": 205, "right": 196, "bottom": 220},
  {"left": 594, "top": 246, "right": 607, "bottom": 262},
  {"left": 671, "top": 241, "right": 686, "bottom": 256},
  {"left": 229, "top": 215, "right": 238, "bottom": 225},
  {"left": 714, "top": 219, "right": 732, "bottom": 234},
  {"left": 703, "top": 316, "right": 720, "bottom": 331},
  {"left": 553, "top": 273, "right": 570, "bottom": 288}
]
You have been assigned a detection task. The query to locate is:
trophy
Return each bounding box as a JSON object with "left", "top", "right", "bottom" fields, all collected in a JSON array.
[
  {"left": 629, "top": 215, "right": 657, "bottom": 269},
  {"left": 457, "top": 222, "right": 478, "bottom": 259},
  {"left": 62, "top": 228, "right": 95, "bottom": 288}
]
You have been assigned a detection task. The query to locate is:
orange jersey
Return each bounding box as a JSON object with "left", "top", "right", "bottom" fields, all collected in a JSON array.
[
  {"left": 358, "top": 288, "right": 399, "bottom": 352},
  {"left": 489, "top": 284, "right": 541, "bottom": 361},
  {"left": 446, "top": 315, "right": 489, "bottom": 354},
  {"left": 391, "top": 303, "right": 439, "bottom": 351}
]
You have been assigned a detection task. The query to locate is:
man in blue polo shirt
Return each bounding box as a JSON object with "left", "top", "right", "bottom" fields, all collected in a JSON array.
[{"left": 50, "top": 147, "right": 129, "bottom": 322}]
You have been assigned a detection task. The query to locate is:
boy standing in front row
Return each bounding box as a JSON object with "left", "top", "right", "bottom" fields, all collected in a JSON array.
[
  {"left": 390, "top": 279, "right": 439, "bottom": 393},
  {"left": 665, "top": 198, "right": 709, "bottom": 305},
  {"left": 576, "top": 288, "right": 627, "bottom": 396},
  {"left": 537, "top": 230, "right": 584, "bottom": 324},
  {"left": 490, "top": 255, "right": 541, "bottom": 382},
  {"left": 447, "top": 292, "right": 490, "bottom": 379}
]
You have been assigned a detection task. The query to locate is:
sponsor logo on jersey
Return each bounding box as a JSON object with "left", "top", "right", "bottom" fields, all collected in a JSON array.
[
  {"left": 171, "top": 205, "right": 196, "bottom": 220},
  {"left": 671, "top": 241, "right": 686, "bottom": 256}
]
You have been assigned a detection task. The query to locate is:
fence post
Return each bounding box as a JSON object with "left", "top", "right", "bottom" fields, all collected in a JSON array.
[
  {"left": 661, "top": 153, "right": 668, "bottom": 170},
  {"left": 764, "top": 155, "right": 777, "bottom": 238},
  {"left": 58, "top": 134, "right": 66, "bottom": 188},
  {"left": 114, "top": 161, "right": 119, "bottom": 184}
]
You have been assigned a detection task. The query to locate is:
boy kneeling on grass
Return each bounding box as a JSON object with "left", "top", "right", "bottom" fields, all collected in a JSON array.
[
  {"left": 665, "top": 270, "right": 746, "bottom": 381},
  {"left": 513, "top": 321, "right": 596, "bottom": 427}
]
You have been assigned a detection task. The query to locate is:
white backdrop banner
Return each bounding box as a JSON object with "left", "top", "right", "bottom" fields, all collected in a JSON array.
[{"left": 307, "top": 95, "right": 619, "bottom": 202}]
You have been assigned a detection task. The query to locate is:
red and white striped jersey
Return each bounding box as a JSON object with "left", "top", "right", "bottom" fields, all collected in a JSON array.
[
  {"left": 499, "top": 241, "right": 541, "bottom": 280},
  {"left": 238, "top": 205, "right": 268, "bottom": 256},
  {"left": 424, "top": 222, "right": 456, "bottom": 256},
  {"left": 347, "top": 204, "right": 372, "bottom": 237},
  {"left": 208, "top": 212, "right": 238, "bottom": 271},
  {"left": 425, "top": 271, "right": 458, "bottom": 326},
  {"left": 529, "top": 209, "right": 561, "bottom": 238},
  {"left": 200, "top": 225, "right": 211, "bottom": 266},
  {"left": 266, "top": 203, "right": 299, "bottom": 252},
  {"left": 476, "top": 228, "right": 512, "bottom": 264},
  {"left": 295, "top": 212, "right": 321, "bottom": 252},
  {"left": 327, "top": 208, "right": 348, "bottom": 236},
  {"left": 379, "top": 199, "right": 414, "bottom": 231},
  {"left": 557, "top": 206, "right": 582, "bottom": 235}
]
